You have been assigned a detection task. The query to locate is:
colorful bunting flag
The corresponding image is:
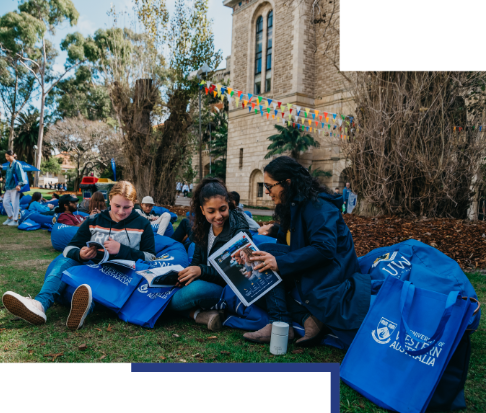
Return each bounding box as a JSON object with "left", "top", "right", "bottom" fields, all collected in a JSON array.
[
  {"left": 324, "top": 112, "right": 328, "bottom": 118},
  {"left": 315, "top": 110, "right": 319, "bottom": 117},
  {"left": 227, "top": 88, "right": 233, "bottom": 96},
  {"left": 277, "top": 102, "right": 282, "bottom": 109},
  {"left": 307, "top": 119, "right": 311, "bottom": 126},
  {"left": 287, "top": 103, "right": 292, "bottom": 111},
  {"left": 305, "top": 108, "right": 310, "bottom": 117},
  {"left": 237, "top": 90, "right": 243, "bottom": 98},
  {"left": 243, "top": 100, "right": 248, "bottom": 108},
  {"left": 267, "top": 99, "right": 273, "bottom": 107},
  {"left": 204, "top": 87, "right": 209, "bottom": 95},
  {"left": 312, "top": 113, "right": 315, "bottom": 120},
  {"left": 248, "top": 94, "right": 253, "bottom": 101}
]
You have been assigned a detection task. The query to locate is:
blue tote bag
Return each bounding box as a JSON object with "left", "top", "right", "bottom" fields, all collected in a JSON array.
[
  {"left": 341, "top": 276, "right": 476, "bottom": 413},
  {"left": 61, "top": 263, "right": 143, "bottom": 312},
  {"left": 117, "top": 282, "right": 178, "bottom": 328}
]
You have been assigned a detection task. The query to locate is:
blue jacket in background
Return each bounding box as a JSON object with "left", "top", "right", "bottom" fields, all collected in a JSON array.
[
  {"left": 4, "top": 160, "right": 26, "bottom": 190},
  {"left": 28, "top": 201, "right": 52, "bottom": 213},
  {"left": 273, "top": 192, "right": 370, "bottom": 331},
  {"left": 343, "top": 187, "right": 350, "bottom": 202}
]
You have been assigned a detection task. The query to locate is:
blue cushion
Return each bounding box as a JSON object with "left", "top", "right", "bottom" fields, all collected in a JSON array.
[
  {"left": 153, "top": 234, "right": 189, "bottom": 267},
  {"left": 51, "top": 223, "right": 79, "bottom": 252},
  {"left": 243, "top": 210, "right": 252, "bottom": 218}
]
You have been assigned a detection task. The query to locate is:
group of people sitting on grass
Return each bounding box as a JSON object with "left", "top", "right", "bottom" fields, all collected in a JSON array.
[{"left": 2, "top": 155, "right": 369, "bottom": 348}]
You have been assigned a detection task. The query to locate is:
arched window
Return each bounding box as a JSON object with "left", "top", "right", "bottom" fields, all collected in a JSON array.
[
  {"left": 254, "top": 16, "right": 263, "bottom": 94},
  {"left": 265, "top": 11, "right": 273, "bottom": 92}
]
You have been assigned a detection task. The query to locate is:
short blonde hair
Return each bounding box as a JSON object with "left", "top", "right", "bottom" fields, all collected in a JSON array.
[{"left": 109, "top": 181, "right": 137, "bottom": 203}]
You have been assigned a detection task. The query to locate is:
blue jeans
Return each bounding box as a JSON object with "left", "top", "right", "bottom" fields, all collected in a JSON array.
[
  {"left": 167, "top": 280, "right": 223, "bottom": 312},
  {"left": 256, "top": 243, "right": 311, "bottom": 325},
  {"left": 35, "top": 256, "right": 94, "bottom": 313}
]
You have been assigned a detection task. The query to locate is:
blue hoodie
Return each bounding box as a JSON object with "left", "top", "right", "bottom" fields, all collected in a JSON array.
[{"left": 273, "top": 191, "right": 371, "bottom": 331}]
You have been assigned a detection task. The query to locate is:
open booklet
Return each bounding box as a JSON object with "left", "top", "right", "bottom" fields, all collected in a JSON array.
[
  {"left": 86, "top": 241, "right": 136, "bottom": 270},
  {"left": 208, "top": 232, "right": 282, "bottom": 307},
  {"left": 136, "top": 265, "right": 185, "bottom": 287}
]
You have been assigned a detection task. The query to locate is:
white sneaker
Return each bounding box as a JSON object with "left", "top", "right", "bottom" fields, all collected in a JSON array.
[
  {"left": 3, "top": 218, "right": 12, "bottom": 225},
  {"left": 8, "top": 220, "right": 19, "bottom": 227},
  {"left": 66, "top": 284, "right": 92, "bottom": 331},
  {"left": 2, "top": 292, "right": 46, "bottom": 325}
]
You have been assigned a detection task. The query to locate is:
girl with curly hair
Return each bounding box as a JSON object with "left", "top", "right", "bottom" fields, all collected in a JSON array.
[
  {"left": 168, "top": 177, "right": 251, "bottom": 331},
  {"left": 243, "top": 156, "right": 371, "bottom": 348}
]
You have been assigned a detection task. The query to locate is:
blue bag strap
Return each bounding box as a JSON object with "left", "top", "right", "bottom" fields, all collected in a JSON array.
[{"left": 399, "top": 281, "right": 460, "bottom": 356}]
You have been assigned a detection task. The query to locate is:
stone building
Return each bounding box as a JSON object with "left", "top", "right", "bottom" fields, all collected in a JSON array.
[{"left": 219, "top": 0, "right": 352, "bottom": 207}]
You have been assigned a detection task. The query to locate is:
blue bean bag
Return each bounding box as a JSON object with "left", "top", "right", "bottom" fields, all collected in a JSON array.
[
  {"left": 44, "top": 255, "right": 76, "bottom": 307},
  {"left": 243, "top": 210, "right": 252, "bottom": 218},
  {"left": 252, "top": 234, "right": 277, "bottom": 247},
  {"left": 74, "top": 210, "right": 89, "bottom": 217},
  {"left": 153, "top": 234, "right": 189, "bottom": 267},
  {"left": 18, "top": 209, "right": 36, "bottom": 224},
  {"left": 46, "top": 199, "right": 59, "bottom": 207},
  {"left": 0, "top": 202, "right": 8, "bottom": 215},
  {"left": 51, "top": 223, "right": 79, "bottom": 252},
  {"left": 187, "top": 242, "right": 195, "bottom": 264},
  {"left": 19, "top": 195, "right": 31, "bottom": 206},
  {"left": 27, "top": 212, "right": 56, "bottom": 230},
  {"left": 151, "top": 206, "right": 178, "bottom": 223},
  {"left": 18, "top": 219, "right": 41, "bottom": 231}
]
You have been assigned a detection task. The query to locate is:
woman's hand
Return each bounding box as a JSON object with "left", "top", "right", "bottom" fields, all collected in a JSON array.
[
  {"left": 104, "top": 237, "right": 121, "bottom": 255},
  {"left": 178, "top": 266, "right": 202, "bottom": 286},
  {"left": 258, "top": 223, "right": 273, "bottom": 236},
  {"left": 250, "top": 251, "right": 279, "bottom": 272},
  {"left": 80, "top": 245, "right": 97, "bottom": 261},
  {"left": 48, "top": 204, "right": 54, "bottom": 210},
  {"left": 15, "top": 185, "right": 21, "bottom": 192}
]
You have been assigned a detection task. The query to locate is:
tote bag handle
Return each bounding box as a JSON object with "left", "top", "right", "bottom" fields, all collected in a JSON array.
[{"left": 399, "top": 281, "right": 460, "bottom": 356}]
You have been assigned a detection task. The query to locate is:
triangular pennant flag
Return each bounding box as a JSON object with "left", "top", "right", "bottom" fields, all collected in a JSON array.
[
  {"left": 281, "top": 112, "right": 285, "bottom": 119},
  {"left": 205, "top": 87, "right": 209, "bottom": 95},
  {"left": 345, "top": 128, "right": 348, "bottom": 133},
  {"left": 199, "top": 80, "right": 206, "bottom": 86},
  {"left": 206, "top": 81, "right": 212, "bottom": 88},
  {"left": 267, "top": 107, "right": 271, "bottom": 113},
  {"left": 216, "top": 84, "right": 222, "bottom": 91},
  {"left": 310, "top": 127, "right": 312, "bottom": 132},
  {"left": 248, "top": 94, "right": 253, "bottom": 101},
  {"left": 288, "top": 113, "right": 292, "bottom": 120},
  {"left": 235, "top": 96, "right": 240, "bottom": 107},
  {"left": 264, "top": 99, "right": 268, "bottom": 108},
  {"left": 315, "top": 110, "right": 319, "bottom": 117},
  {"left": 328, "top": 124, "right": 331, "bottom": 129},
  {"left": 248, "top": 106, "right": 251, "bottom": 113},
  {"left": 301, "top": 117, "right": 305, "bottom": 124},
  {"left": 272, "top": 102, "right": 277, "bottom": 110},
  {"left": 251, "top": 102, "right": 256, "bottom": 109},
  {"left": 213, "top": 91, "right": 217, "bottom": 98},
  {"left": 220, "top": 94, "right": 225, "bottom": 102},
  {"left": 277, "top": 102, "right": 282, "bottom": 109},
  {"left": 305, "top": 108, "right": 310, "bottom": 117},
  {"left": 326, "top": 117, "right": 329, "bottom": 123},
  {"left": 319, "top": 115, "right": 322, "bottom": 121},
  {"left": 480, "top": 126, "right": 483, "bottom": 132},
  {"left": 266, "top": 113, "right": 269, "bottom": 119},
  {"left": 295, "top": 116, "right": 299, "bottom": 124},
  {"left": 227, "top": 87, "right": 233, "bottom": 96},
  {"left": 259, "top": 105, "right": 263, "bottom": 111},
  {"left": 257, "top": 96, "right": 262, "bottom": 104},
  {"left": 321, "top": 123, "right": 325, "bottom": 128},
  {"left": 324, "top": 112, "right": 328, "bottom": 118},
  {"left": 306, "top": 126, "right": 309, "bottom": 132},
  {"left": 341, "top": 114, "right": 345, "bottom": 120},
  {"left": 267, "top": 99, "right": 272, "bottom": 107},
  {"left": 274, "top": 110, "right": 278, "bottom": 116},
  {"left": 315, "top": 121, "right": 318, "bottom": 127},
  {"left": 221, "top": 87, "right": 226, "bottom": 95},
  {"left": 287, "top": 103, "right": 292, "bottom": 111},
  {"left": 333, "top": 113, "right": 337, "bottom": 120},
  {"left": 289, "top": 108, "right": 293, "bottom": 114},
  {"left": 338, "top": 118, "right": 343, "bottom": 126},
  {"left": 217, "top": 90, "right": 221, "bottom": 97},
  {"left": 272, "top": 114, "right": 275, "bottom": 119},
  {"left": 243, "top": 100, "right": 248, "bottom": 108},
  {"left": 282, "top": 119, "right": 286, "bottom": 126},
  {"left": 307, "top": 119, "right": 311, "bottom": 126},
  {"left": 237, "top": 90, "right": 243, "bottom": 98},
  {"left": 255, "top": 108, "right": 258, "bottom": 114},
  {"left": 312, "top": 113, "right": 315, "bottom": 120}
]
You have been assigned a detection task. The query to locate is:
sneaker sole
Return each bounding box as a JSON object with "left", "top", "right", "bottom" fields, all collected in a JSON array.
[
  {"left": 2, "top": 294, "right": 46, "bottom": 325},
  {"left": 67, "top": 285, "right": 92, "bottom": 331}
]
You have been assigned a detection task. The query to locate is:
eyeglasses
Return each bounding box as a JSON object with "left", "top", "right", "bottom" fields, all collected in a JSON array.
[{"left": 263, "top": 181, "right": 285, "bottom": 191}]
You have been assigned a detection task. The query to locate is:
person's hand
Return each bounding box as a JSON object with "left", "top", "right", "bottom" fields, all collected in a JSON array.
[
  {"left": 178, "top": 266, "right": 202, "bottom": 286},
  {"left": 80, "top": 246, "right": 97, "bottom": 261},
  {"left": 251, "top": 251, "right": 278, "bottom": 272},
  {"left": 258, "top": 223, "right": 273, "bottom": 236},
  {"left": 48, "top": 204, "right": 54, "bottom": 210},
  {"left": 15, "top": 185, "right": 20, "bottom": 192},
  {"left": 91, "top": 208, "right": 100, "bottom": 215},
  {"left": 104, "top": 237, "right": 121, "bottom": 255}
]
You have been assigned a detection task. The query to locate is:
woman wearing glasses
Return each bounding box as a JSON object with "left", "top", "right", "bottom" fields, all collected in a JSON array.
[
  {"left": 2, "top": 181, "right": 156, "bottom": 331},
  {"left": 244, "top": 156, "right": 371, "bottom": 347}
]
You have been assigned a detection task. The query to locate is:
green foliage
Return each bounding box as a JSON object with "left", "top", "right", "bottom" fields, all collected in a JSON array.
[
  {"left": 308, "top": 163, "right": 332, "bottom": 181},
  {"left": 13, "top": 107, "right": 40, "bottom": 164},
  {"left": 265, "top": 124, "right": 321, "bottom": 160},
  {"left": 18, "top": 0, "right": 79, "bottom": 34},
  {"left": 40, "top": 156, "right": 62, "bottom": 175}
]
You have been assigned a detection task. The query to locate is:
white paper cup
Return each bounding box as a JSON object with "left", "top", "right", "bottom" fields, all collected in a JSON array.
[{"left": 270, "top": 321, "right": 289, "bottom": 355}]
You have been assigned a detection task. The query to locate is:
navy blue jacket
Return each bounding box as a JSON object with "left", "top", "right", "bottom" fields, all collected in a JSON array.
[{"left": 275, "top": 192, "right": 370, "bottom": 330}]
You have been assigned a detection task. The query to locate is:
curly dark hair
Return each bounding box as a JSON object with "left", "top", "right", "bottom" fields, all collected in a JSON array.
[
  {"left": 191, "top": 177, "right": 235, "bottom": 245},
  {"left": 264, "top": 156, "right": 333, "bottom": 233}
]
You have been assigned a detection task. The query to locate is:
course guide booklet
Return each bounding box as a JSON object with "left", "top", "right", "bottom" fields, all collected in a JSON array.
[
  {"left": 209, "top": 232, "right": 282, "bottom": 307},
  {"left": 86, "top": 241, "right": 136, "bottom": 270},
  {"left": 136, "top": 265, "right": 185, "bottom": 287}
]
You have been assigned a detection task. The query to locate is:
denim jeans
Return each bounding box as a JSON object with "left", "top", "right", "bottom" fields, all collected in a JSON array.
[
  {"left": 256, "top": 243, "right": 311, "bottom": 325},
  {"left": 35, "top": 256, "right": 94, "bottom": 313},
  {"left": 167, "top": 279, "right": 223, "bottom": 312},
  {"left": 171, "top": 218, "right": 193, "bottom": 244}
]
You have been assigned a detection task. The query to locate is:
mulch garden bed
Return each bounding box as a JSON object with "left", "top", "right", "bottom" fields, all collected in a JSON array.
[{"left": 163, "top": 203, "right": 486, "bottom": 270}]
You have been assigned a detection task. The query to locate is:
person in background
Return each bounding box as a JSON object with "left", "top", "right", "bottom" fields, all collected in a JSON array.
[
  {"left": 51, "top": 193, "right": 60, "bottom": 200},
  {"left": 189, "top": 183, "right": 193, "bottom": 193},
  {"left": 176, "top": 181, "right": 182, "bottom": 197},
  {"left": 182, "top": 182, "right": 189, "bottom": 197},
  {"left": 135, "top": 195, "right": 171, "bottom": 236},
  {"left": 55, "top": 195, "right": 85, "bottom": 227},
  {"left": 88, "top": 191, "right": 107, "bottom": 216},
  {"left": 335, "top": 187, "right": 340, "bottom": 195},
  {"left": 230, "top": 191, "right": 261, "bottom": 233},
  {"left": 2, "top": 150, "right": 26, "bottom": 227},
  {"left": 170, "top": 212, "right": 194, "bottom": 248},
  {"left": 28, "top": 192, "right": 55, "bottom": 213},
  {"left": 343, "top": 182, "right": 351, "bottom": 214}
]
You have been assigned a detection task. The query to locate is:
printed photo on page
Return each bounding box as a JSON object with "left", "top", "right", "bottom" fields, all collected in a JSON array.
[{"left": 209, "top": 232, "right": 282, "bottom": 306}]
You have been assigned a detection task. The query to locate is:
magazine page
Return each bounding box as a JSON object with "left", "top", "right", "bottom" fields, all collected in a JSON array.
[
  {"left": 86, "top": 241, "right": 109, "bottom": 267},
  {"left": 106, "top": 259, "right": 136, "bottom": 270},
  {"left": 209, "top": 232, "right": 282, "bottom": 307},
  {"left": 136, "top": 265, "right": 184, "bottom": 287}
]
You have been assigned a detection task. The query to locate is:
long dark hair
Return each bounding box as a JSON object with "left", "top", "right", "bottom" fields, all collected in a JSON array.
[
  {"left": 191, "top": 177, "right": 235, "bottom": 245},
  {"left": 89, "top": 191, "right": 107, "bottom": 214},
  {"left": 29, "top": 192, "right": 42, "bottom": 208},
  {"left": 264, "top": 156, "right": 333, "bottom": 233}
]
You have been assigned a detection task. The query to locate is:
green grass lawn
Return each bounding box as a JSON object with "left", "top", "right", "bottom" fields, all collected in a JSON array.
[{"left": 0, "top": 215, "right": 485, "bottom": 411}]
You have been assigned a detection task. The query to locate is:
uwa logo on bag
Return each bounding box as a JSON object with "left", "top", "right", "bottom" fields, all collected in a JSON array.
[
  {"left": 138, "top": 283, "right": 149, "bottom": 294},
  {"left": 372, "top": 317, "right": 397, "bottom": 344}
]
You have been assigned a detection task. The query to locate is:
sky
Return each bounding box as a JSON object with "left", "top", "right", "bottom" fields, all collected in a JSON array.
[{"left": 0, "top": 0, "right": 233, "bottom": 80}]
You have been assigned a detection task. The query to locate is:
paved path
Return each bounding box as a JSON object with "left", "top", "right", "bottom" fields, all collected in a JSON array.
[{"left": 175, "top": 196, "right": 274, "bottom": 217}]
